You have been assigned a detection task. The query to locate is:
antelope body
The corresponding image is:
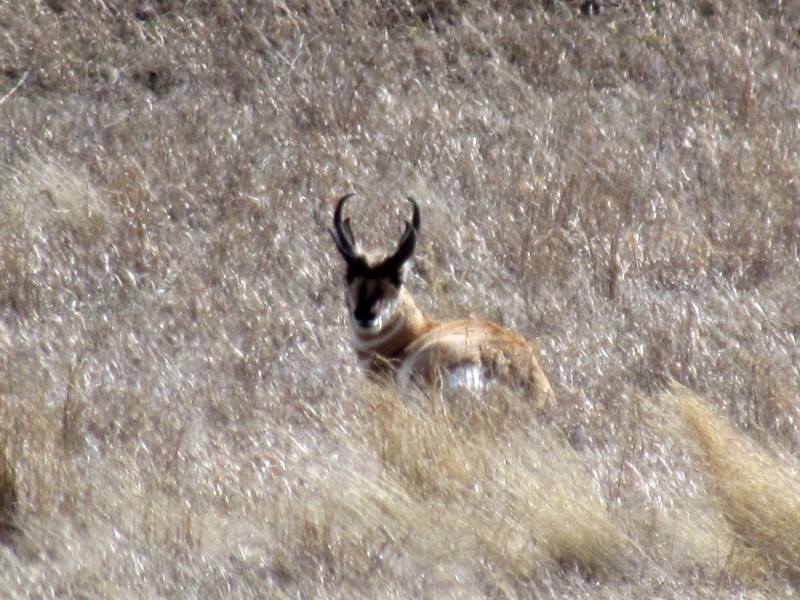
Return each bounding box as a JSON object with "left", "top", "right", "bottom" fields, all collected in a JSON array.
[{"left": 331, "top": 194, "right": 554, "bottom": 409}]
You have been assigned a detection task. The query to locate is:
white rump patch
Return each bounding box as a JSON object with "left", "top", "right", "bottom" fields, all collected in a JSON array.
[{"left": 445, "top": 364, "right": 488, "bottom": 392}]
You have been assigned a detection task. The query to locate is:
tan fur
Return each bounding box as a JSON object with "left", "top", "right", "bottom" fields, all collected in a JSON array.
[{"left": 351, "top": 286, "right": 555, "bottom": 410}]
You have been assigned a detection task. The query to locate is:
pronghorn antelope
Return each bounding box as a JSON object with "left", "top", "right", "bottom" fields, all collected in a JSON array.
[{"left": 330, "top": 193, "right": 555, "bottom": 409}]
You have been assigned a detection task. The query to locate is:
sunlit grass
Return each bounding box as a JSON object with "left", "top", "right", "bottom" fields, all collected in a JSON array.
[{"left": 1, "top": 0, "right": 799, "bottom": 597}]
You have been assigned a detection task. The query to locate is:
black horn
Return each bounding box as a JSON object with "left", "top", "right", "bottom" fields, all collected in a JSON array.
[
  {"left": 330, "top": 193, "right": 359, "bottom": 261},
  {"left": 382, "top": 197, "right": 420, "bottom": 273}
]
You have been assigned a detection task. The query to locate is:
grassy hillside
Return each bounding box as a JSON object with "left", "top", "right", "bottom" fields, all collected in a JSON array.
[{"left": 2, "top": 0, "right": 800, "bottom": 596}]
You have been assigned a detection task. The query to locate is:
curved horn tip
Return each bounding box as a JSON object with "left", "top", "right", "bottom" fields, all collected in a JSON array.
[
  {"left": 333, "top": 192, "right": 358, "bottom": 225},
  {"left": 405, "top": 196, "right": 420, "bottom": 231},
  {"left": 332, "top": 193, "right": 359, "bottom": 259},
  {"left": 335, "top": 192, "right": 356, "bottom": 214}
]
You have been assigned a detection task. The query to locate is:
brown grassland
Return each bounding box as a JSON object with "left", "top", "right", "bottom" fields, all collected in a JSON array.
[{"left": 2, "top": 0, "right": 800, "bottom": 597}]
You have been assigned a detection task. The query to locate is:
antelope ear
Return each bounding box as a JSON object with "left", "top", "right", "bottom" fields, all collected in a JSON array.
[
  {"left": 381, "top": 197, "right": 420, "bottom": 275},
  {"left": 377, "top": 251, "right": 409, "bottom": 288},
  {"left": 392, "top": 262, "right": 408, "bottom": 287}
]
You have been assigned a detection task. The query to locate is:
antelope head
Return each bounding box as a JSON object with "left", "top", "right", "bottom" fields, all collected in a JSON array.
[{"left": 330, "top": 193, "right": 420, "bottom": 333}]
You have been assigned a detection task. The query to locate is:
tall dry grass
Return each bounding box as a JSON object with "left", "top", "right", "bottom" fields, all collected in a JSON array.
[
  {"left": 1, "top": 0, "right": 800, "bottom": 597},
  {"left": 678, "top": 385, "right": 800, "bottom": 582}
]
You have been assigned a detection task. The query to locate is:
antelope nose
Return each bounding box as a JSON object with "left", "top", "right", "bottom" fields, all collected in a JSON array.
[
  {"left": 354, "top": 307, "right": 376, "bottom": 326},
  {"left": 354, "top": 316, "right": 374, "bottom": 329}
]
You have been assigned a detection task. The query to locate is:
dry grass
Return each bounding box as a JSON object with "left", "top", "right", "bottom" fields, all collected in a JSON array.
[
  {"left": 2, "top": 0, "right": 800, "bottom": 597},
  {"left": 678, "top": 385, "right": 800, "bottom": 582}
]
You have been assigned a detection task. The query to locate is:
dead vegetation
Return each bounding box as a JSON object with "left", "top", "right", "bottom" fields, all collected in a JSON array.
[
  {"left": 678, "top": 386, "right": 800, "bottom": 582},
  {"left": 1, "top": 0, "right": 800, "bottom": 597}
]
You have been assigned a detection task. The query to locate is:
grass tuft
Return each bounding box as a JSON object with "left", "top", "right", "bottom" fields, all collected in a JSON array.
[{"left": 677, "top": 385, "right": 800, "bottom": 581}]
